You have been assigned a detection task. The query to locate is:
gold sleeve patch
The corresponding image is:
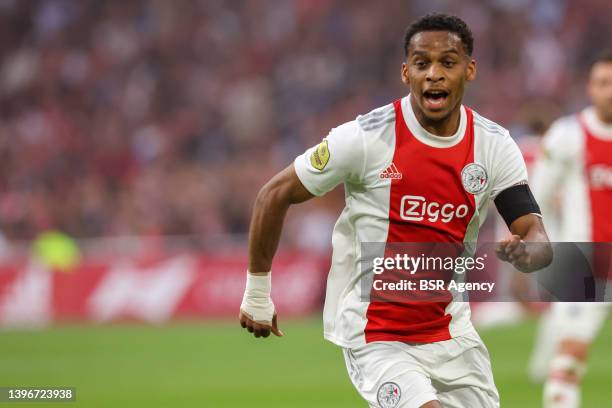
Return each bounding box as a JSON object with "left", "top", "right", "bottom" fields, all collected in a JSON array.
[{"left": 310, "top": 139, "right": 330, "bottom": 170}]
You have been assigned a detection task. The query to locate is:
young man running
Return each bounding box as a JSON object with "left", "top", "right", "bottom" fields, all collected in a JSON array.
[{"left": 240, "top": 14, "right": 552, "bottom": 408}]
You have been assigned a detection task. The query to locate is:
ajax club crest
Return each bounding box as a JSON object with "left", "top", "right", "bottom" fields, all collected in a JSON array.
[
  {"left": 377, "top": 382, "right": 401, "bottom": 408},
  {"left": 461, "top": 163, "right": 488, "bottom": 194}
]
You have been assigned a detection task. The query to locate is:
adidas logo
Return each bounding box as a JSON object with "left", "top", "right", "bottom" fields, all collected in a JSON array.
[{"left": 379, "top": 163, "right": 402, "bottom": 179}]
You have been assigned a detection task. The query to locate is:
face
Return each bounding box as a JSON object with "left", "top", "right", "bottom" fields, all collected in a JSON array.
[
  {"left": 588, "top": 61, "right": 612, "bottom": 123},
  {"left": 402, "top": 31, "right": 476, "bottom": 122}
]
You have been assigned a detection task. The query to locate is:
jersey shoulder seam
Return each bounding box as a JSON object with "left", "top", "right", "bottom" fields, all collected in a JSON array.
[
  {"left": 471, "top": 109, "right": 508, "bottom": 136},
  {"left": 356, "top": 103, "right": 395, "bottom": 132}
]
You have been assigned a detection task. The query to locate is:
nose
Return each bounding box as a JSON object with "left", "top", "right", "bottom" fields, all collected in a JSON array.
[{"left": 426, "top": 63, "right": 445, "bottom": 83}]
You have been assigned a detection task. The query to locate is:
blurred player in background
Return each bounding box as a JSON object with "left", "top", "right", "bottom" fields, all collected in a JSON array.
[
  {"left": 240, "top": 14, "right": 552, "bottom": 408},
  {"left": 528, "top": 49, "right": 612, "bottom": 408},
  {"left": 470, "top": 107, "right": 560, "bottom": 330}
]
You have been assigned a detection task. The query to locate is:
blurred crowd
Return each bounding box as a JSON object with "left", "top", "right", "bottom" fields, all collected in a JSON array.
[{"left": 0, "top": 0, "right": 610, "bottom": 245}]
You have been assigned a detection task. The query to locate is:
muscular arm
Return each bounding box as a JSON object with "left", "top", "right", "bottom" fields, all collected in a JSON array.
[
  {"left": 248, "top": 165, "right": 314, "bottom": 273},
  {"left": 239, "top": 165, "right": 314, "bottom": 338},
  {"left": 497, "top": 213, "right": 553, "bottom": 273},
  {"left": 241, "top": 122, "right": 362, "bottom": 337}
]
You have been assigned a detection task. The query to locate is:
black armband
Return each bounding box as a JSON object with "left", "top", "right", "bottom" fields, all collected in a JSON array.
[{"left": 494, "top": 183, "right": 541, "bottom": 227}]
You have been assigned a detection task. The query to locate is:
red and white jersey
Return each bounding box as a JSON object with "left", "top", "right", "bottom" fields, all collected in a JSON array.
[
  {"left": 531, "top": 107, "right": 612, "bottom": 242},
  {"left": 294, "top": 95, "right": 528, "bottom": 348}
]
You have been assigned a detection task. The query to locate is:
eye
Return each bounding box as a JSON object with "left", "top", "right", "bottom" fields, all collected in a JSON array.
[
  {"left": 415, "top": 61, "right": 428, "bottom": 69},
  {"left": 442, "top": 60, "right": 456, "bottom": 68}
]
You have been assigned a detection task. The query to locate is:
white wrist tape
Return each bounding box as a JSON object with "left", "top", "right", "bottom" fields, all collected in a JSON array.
[
  {"left": 549, "top": 354, "right": 586, "bottom": 379},
  {"left": 240, "top": 271, "right": 275, "bottom": 323}
]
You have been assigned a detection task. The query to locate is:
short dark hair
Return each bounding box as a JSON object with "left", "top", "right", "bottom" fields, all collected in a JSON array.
[
  {"left": 404, "top": 13, "right": 474, "bottom": 57},
  {"left": 593, "top": 48, "right": 612, "bottom": 65}
]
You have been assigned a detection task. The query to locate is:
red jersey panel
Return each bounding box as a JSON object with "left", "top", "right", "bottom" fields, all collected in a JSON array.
[{"left": 365, "top": 100, "right": 477, "bottom": 343}]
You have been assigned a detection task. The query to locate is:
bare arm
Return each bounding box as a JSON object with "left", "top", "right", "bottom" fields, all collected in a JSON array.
[
  {"left": 240, "top": 121, "right": 362, "bottom": 338},
  {"left": 496, "top": 213, "right": 553, "bottom": 273},
  {"left": 239, "top": 165, "right": 313, "bottom": 339},
  {"left": 248, "top": 165, "right": 314, "bottom": 273}
]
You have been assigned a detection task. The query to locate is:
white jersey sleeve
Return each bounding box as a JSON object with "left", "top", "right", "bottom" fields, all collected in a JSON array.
[
  {"left": 294, "top": 120, "right": 365, "bottom": 196},
  {"left": 530, "top": 116, "right": 580, "bottom": 216},
  {"left": 489, "top": 131, "right": 529, "bottom": 199}
]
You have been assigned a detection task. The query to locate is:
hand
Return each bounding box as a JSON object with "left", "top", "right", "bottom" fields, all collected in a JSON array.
[
  {"left": 496, "top": 234, "right": 532, "bottom": 272},
  {"left": 239, "top": 310, "right": 284, "bottom": 338}
]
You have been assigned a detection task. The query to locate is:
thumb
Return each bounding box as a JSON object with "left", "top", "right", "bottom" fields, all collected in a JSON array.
[
  {"left": 499, "top": 235, "right": 517, "bottom": 245},
  {"left": 271, "top": 313, "right": 284, "bottom": 337},
  {"left": 495, "top": 239, "right": 508, "bottom": 253}
]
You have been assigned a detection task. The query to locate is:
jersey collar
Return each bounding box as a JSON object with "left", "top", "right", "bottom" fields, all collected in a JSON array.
[
  {"left": 401, "top": 95, "right": 467, "bottom": 148},
  {"left": 582, "top": 106, "right": 612, "bottom": 140}
]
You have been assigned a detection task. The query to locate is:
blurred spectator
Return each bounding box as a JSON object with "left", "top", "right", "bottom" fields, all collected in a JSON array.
[{"left": 0, "top": 0, "right": 609, "bottom": 244}]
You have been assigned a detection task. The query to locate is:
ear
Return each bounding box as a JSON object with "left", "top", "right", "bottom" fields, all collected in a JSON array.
[
  {"left": 466, "top": 59, "right": 477, "bottom": 82},
  {"left": 401, "top": 62, "right": 410, "bottom": 86}
]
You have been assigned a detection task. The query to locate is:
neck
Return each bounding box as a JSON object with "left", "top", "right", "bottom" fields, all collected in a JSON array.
[
  {"left": 410, "top": 94, "right": 461, "bottom": 136},
  {"left": 595, "top": 107, "right": 612, "bottom": 126}
]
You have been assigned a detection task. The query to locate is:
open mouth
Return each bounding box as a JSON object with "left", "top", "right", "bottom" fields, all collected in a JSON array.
[{"left": 422, "top": 90, "right": 449, "bottom": 110}]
